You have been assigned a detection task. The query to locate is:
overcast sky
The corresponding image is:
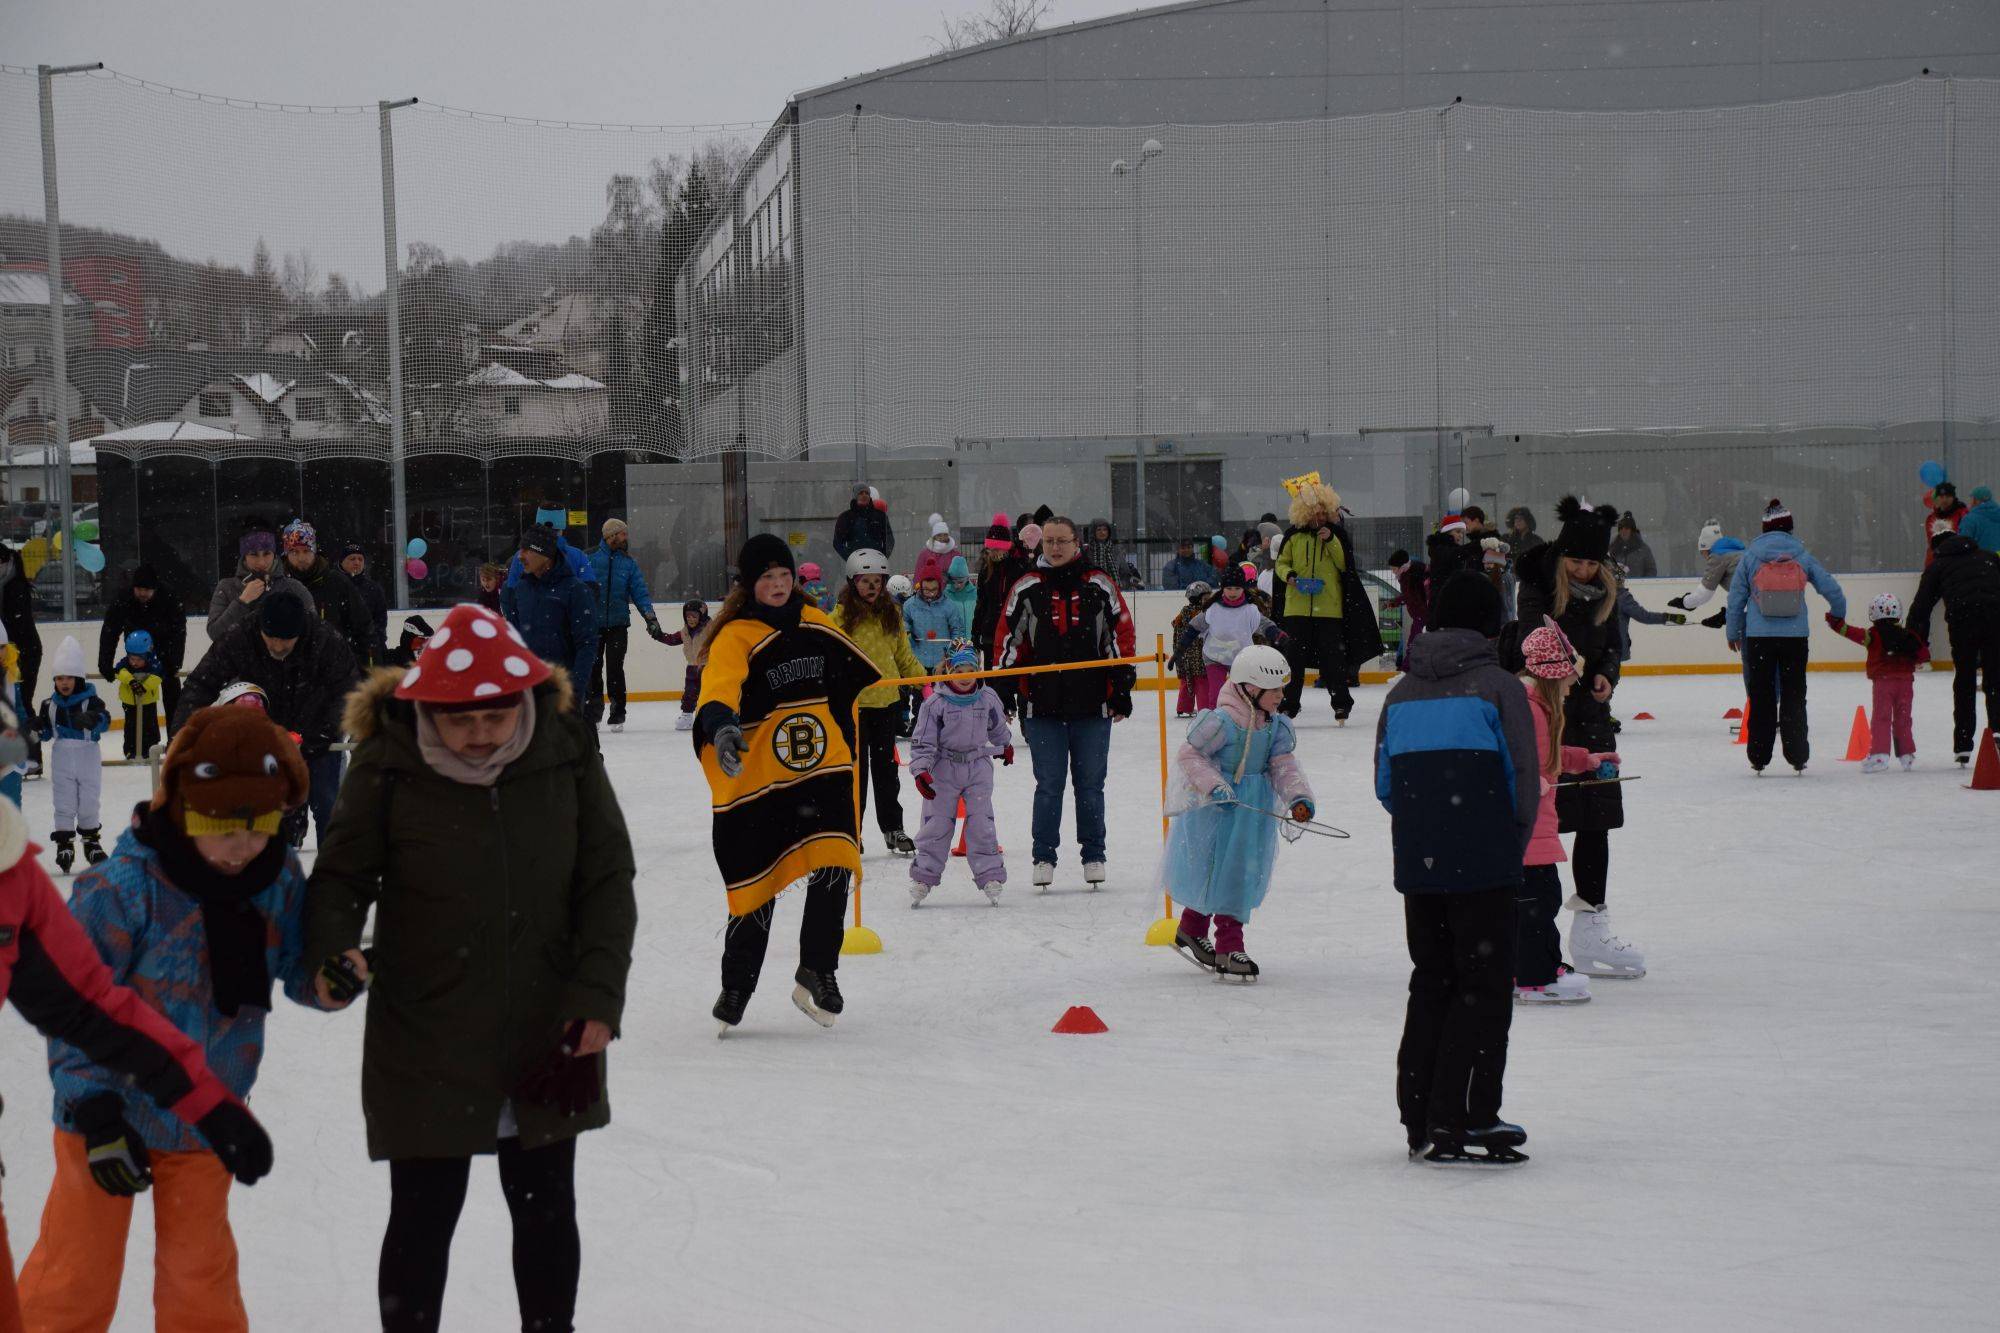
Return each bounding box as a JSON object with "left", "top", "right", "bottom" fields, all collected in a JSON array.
[{"left": 1, "top": 0, "right": 1137, "bottom": 283}]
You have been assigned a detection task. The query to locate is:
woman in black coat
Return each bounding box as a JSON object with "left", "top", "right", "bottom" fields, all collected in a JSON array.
[{"left": 1507, "top": 498, "right": 1645, "bottom": 980}]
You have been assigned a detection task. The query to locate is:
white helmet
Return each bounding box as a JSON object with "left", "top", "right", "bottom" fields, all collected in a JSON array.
[
  {"left": 216, "top": 680, "right": 270, "bottom": 710},
  {"left": 844, "top": 548, "right": 890, "bottom": 580},
  {"left": 1868, "top": 592, "right": 1902, "bottom": 622},
  {"left": 887, "top": 574, "right": 913, "bottom": 599},
  {"left": 1228, "top": 645, "right": 1291, "bottom": 691}
]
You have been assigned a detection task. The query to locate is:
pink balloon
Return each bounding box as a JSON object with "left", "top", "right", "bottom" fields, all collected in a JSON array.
[{"left": 405, "top": 558, "right": 429, "bottom": 580}]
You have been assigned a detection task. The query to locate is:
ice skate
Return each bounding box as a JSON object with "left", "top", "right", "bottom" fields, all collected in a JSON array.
[
  {"left": 1900, "top": 753, "right": 1916, "bottom": 771},
  {"left": 977, "top": 881, "right": 1003, "bottom": 906},
  {"left": 1424, "top": 1121, "right": 1528, "bottom": 1167},
  {"left": 1082, "top": 861, "right": 1106, "bottom": 890},
  {"left": 1860, "top": 754, "right": 1889, "bottom": 773},
  {"left": 1214, "top": 950, "right": 1260, "bottom": 982},
  {"left": 1570, "top": 908, "right": 1645, "bottom": 979},
  {"left": 1033, "top": 861, "right": 1055, "bottom": 892},
  {"left": 80, "top": 829, "right": 107, "bottom": 867},
  {"left": 713, "top": 987, "right": 751, "bottom": 1037},
  {"left": 52, "top": 832, "right": 74, "bottom": 875},
  {"left": 792, "top": 967, "right": 843, "bottom": 1027},
  {"left": 1173, "top": 929, "right": 1218, "bottom": 973},
  {"left": 1957, "top": 751, "right": 1972, "bottom": 767},
  {"left": 1515, "top": 966, "right": 1591, "bottom": 1004},
  {"left": 607, "top": 721, "right": 624, "bottom": 734},
  {"left": 886, "top": 829, "right": 916, "bottom": 857},
  {"left": 674, "top": 712, "right": 694, "bottom": 732},
  {"left": 909, "top": 881, "right": 932, "bottom": 908}
]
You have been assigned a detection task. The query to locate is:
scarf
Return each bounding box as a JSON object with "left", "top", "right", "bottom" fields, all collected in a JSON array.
[
  {"left": 133, "top": 805, "right": 287, "bottom": 1017},
  {"left": 415, "top": 697, "right": 538, "bottom": 787}
]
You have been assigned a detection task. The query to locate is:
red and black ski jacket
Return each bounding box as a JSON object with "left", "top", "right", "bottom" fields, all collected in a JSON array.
[{"left": 994, "top": 559, "right": 1137, "bottom": 721}]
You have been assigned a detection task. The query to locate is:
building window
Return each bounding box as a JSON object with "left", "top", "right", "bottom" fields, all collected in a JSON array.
[
  {"left": 198, "top": 390, "right": 231, "bottom": 417},
  {"left": 503, "top": 395, "right": 522, "bottom": 416},
  {"left": 107, "top": 271, "right": 127, "bottom": 284},
  {"left": 296, "top": 396, "right": 327, "bottom": 422}
]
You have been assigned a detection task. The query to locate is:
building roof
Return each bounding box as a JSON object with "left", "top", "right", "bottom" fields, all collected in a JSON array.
[
  {"left": 0, "top": 270, "right": 85, "bottom": 310},
  {"left": 464, "top": 362, "right": 606, "bottom": 391},
  {"left": 91, "top": 420, "right": 247, "bottom": 443}
]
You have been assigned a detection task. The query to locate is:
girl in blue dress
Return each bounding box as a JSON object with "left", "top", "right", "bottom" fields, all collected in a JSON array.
[{"left": 1164, "top": 645, "right": 1316, "bottom": 980}]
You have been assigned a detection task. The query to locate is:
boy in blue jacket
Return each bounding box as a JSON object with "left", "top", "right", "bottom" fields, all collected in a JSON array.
[
  {"left": 1725, "top": 499, "right": 1847, "bottom": 773},
  {"left": 1374, "top": 572, "right": 1540, "bottom": 1166}
]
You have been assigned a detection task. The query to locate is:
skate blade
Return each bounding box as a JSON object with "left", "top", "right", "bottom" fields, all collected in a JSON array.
[
  {"left": 1214, "top": 972, "right": 1259, "bottom": 984},
  {"left": 1574, "top": 965, "right": 1646, "bottom": 979},
  {"left": 1172, "top": 945, "right": 1218, "bottom": 973},
  {"left": 716, "top": 1020, "right": 738, "bottom": 1039},
  {"left": 1514, "top": 993, "right": 1591, "bottom": 1005},
  {"left": 791, "top": 985, "right": 838, "bottom": 1028},
  {"left": 1424, "top": 1147, "right": 1528, "bottom": 1167}
]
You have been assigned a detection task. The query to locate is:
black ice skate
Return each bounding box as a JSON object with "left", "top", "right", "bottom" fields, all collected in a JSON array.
[
  {"left": 1215, "top": 951, "right": 1260, "bottom": 982},
  {"left": 1173, "top": 930, "right": 1218, "bottom": 973},
  {"left": 52, "top": 831, "right": 75, "bottom": 875},
  {"left": 713, "top": 987, "right": 751, "bottom": 1037},
  {"left": 1424, "top": 1121, "right": 1528, "bottom": 1167},
  {"left": 886, "top": 829, "right": 916, "bottom": 856},
  {"left": 792, "top": 967, "right": 843, "bottom": 1027},
  {"left": 80, "top": 828, "right": 107, "bottom": 866}
]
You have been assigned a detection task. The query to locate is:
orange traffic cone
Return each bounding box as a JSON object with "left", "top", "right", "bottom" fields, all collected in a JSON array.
[
  {"left": 1052, "top": 1005, "right": 1108, "bottom": 1035},
  {"left": 1633, "top": 712, "right": 1655, "bottom": 721},
  {"left": 1969, "top": 729, "right": 2000, "bottom": 791},
  {"left": 1733, "top": 701, "right": 1750, "bottom": 744},
  {"left": 1841, "top": 706, "right": 1871, "bottom": 762},
  {"left": 951, "top": 797, "right": 968, "bottom": 856}
]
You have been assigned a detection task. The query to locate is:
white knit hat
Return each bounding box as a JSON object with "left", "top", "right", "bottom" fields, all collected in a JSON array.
[
  {"left": 51, "top": 635, "right": 88, "bottom": 680},
  {"left": 928, "top": 513, "right": 950, "bottom": 538},
  {"left": 1697, "top": 519, "right": 1722, "bottom": 553}
]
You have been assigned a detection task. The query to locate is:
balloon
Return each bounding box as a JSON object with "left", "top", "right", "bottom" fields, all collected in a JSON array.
[
  {"left": 1211, "top": 534, "right": 1227, "bottom": 549},
  {"left": 405, "top": 558, "right": 428, "bottom": 580},
  {"left": 405, "top": 537, "right": 428, "bottom": 559},
  {"left": 1447, "top": 487, "right": 1471, "bottom": 512},
  {"left": 1918, "top": 460, "right": 1946, "bottom": 488},
  {"left": 75, "top": 542, "right": 106, "bottom": 574},
  {"left": 73, "top": 520, "right": 99, "bottom": 542}
]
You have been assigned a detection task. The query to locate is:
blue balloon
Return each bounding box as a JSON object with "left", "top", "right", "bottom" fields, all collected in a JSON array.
[
  {"left": 75, "top": 541, "right": 106, "bottom": 574},
  {"left": 1919, "top": 460, "right": 1947, "bottom": 488},
  {"left": 406, "top": 537, "right": 428, "bottom": 559}
]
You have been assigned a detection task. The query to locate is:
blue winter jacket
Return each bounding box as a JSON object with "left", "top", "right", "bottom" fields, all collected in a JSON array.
[
  {"left": 1958, "top": 500, "right": 2000, "bottom": 554},
  {"left": 505, "top": 536, "right": 597, "bottom": 590},
  {"left": 585, "top": 545, "right": 657, "bottom": 629},
  {"left": 503, "top": 556, "right": 600, "bottom": 684},
  {"left": 1373, "top": 629, "right": 1540, "bottom": 894},
  {"left": 47, "top": 825, "right": 316, "bottom": 1153},
  {"left": 36, "top": 682, "right": 111, "bottom": 742},
  {"left": 903, "top": 592, "right": 969, "bottom": 670},
  {"left": 1725, "top": 531, "right": 1847, "bottom": 642},
  {"left": 1160, "top": 554, "right": 1212, "bottom": 590}
]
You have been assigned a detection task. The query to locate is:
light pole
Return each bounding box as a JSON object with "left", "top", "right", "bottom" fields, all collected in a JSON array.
[
  {"left": 121, "top": 362, "right": 151, "bottom": 418},
  {"left": 1112, "top": 137, "right": 1164, "bottom": 558}
]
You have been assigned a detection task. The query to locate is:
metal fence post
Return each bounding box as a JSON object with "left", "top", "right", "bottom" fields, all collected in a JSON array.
[
  {"left": 38, "top": 62, "right": 101, "bottom": 623},
  {"left": 380, "top": 97, "right": 418, "bottom": 608}
]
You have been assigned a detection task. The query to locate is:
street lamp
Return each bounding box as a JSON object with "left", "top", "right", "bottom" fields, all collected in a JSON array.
[
  {"left": 121, "top": 362, "right": 151, "bottom": 418},
  {"left": 1112, "top": 138, "right": 1164, "bottom": 561}
]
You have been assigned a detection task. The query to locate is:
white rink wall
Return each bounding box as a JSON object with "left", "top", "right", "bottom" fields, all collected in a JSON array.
[{"left": 31, "top": 570, "right": 1949, "bottom": 703}]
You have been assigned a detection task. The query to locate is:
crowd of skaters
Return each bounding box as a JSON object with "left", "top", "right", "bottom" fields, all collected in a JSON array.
[{"left": 0, "top": 469, "right": 1995, "bottom": 1326}]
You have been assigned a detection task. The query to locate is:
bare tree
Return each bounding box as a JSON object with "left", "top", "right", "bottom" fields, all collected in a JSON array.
[
  {"left": 280, "top": 249, "right": 319, "bottom": 309},
  {"left": 935, "top": 0, "right": 1057, "bottom": 52}
]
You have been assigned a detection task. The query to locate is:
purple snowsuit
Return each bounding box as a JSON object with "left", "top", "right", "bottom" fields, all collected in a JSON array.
[{"left": 908, "top": 683, "right": 1012, "bottom": 889}]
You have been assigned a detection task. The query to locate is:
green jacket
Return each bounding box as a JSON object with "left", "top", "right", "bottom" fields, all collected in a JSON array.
[
  {"left": 306, "top": 669, "right": 637, "bottom": 1161},
  {"left": 1275, "top": 528, "right": 1348, "bottom": 618}
]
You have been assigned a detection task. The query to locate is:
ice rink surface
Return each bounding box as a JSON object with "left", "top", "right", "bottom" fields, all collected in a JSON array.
[{"left": 2, "top": 671, "right": 1994, "bottom": 1330}]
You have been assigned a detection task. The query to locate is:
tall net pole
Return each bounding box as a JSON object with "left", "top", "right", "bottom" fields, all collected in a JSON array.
[
  {"left": 379, "top": 98, "right": 417, "bottom": 608},
  {"left": 38, "top": 62, "right": 101, "bottom": 623}
]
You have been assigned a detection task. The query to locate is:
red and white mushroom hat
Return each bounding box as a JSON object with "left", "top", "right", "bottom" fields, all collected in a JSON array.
[{"left": 393, "top": 603, "right": 550, "bottom": 705}]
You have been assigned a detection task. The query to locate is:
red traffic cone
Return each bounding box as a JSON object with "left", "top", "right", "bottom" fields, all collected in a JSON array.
[
  {"left": 952, "top": 797, "right": 969, "bottom": 856},
  {"left": 1969, "top": 729, "right": 2000, "bottom": 791},
  {"left": 1841, "top": 706, "right": 1871, "bottom": 762},
  {"left": 1633, "top": 712, "right": 1655, "bottom": 721},
  {"left": 1724, "top": 704, "right": 1744, "bottom": 719},
  {"left": 1052, "top": 1005, "right": 1108, "bottom": 1035},
  {"left": 1734, "top": 701, "right": 1750, "bottom": 744}
]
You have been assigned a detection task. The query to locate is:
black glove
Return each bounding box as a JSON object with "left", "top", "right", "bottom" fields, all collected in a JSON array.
[
  {"left": 1666, "top": 594, "right": 1688, "bottom": 610},
  {"left": 712, "top": 722, "right": 747, "bottom": 776},
  {"left": 1701, "top": 610, "right": 1727, "bottom": 629},
  {"left": 1108, "top": 687, "right": 1134, "bottom": 720},
  {"left": 196, "top": 1100, "right": 274, "bottom": 1185},
  {"left": 644, "top": 616, "right": 669, "bottom": 644},
  {"left": 74, "top": 1092, "right": 152, "bottom": 1197},
  {"left": 515, "top": 1020, "right": 603, "bottom": 1118},
  {"left": 316, "top": 950, "right": 370, "bottom": 1005},
  {"left": 913, "top": 771, "right": 936, "bottom": 801}
]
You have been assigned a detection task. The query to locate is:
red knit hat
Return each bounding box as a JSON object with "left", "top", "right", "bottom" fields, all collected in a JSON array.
[{"left": 394, "top": 603, "right": 550, "bottom": 705}]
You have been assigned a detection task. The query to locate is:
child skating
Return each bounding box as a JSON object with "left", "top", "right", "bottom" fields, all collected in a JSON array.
[
  {"left": 34, "top": 636, "right": 111, "bottom": 873},
  {"left": 907, "top": 645, "right": 1013, "bottom": 907},
  {"left": 1179, "top": 565, "right": 1284, "bottom": 712},
  {"left": 1164, "top": 645, "right": 1315, "bottom": 981},
  {"left": 1168, "top": 581, "right": 1212, "bottom": 716},
  {"left": 116, "top": 630, "right": 164, "bottom": 760},
  {"left": 1827, "top": 594, "right": 1930, "bottom": 771},
  {"left": 1513, "top": 620, "right": 1619, "bottom": 1006},
  {"left": 661, "top": 598, "right": 712, "bottom": 732}
]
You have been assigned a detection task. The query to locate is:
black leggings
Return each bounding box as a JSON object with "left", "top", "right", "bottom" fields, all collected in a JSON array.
[
  {"left": 855, "top": 705, "right": 905, "bottom": 835},
  {"left": 380, "top": 1137, "right": 580, "bottom": 1333},
  {"left": 722, "top": 867, "right": 849, "bottom": 992},
  {"left": 1569, "top": 829, "right": 1609, "bottom": 910}
]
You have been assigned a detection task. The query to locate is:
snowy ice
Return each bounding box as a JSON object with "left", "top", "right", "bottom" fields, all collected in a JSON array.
[{"left": 1, "top": 672, "right": 1993, "bottom": 1328}]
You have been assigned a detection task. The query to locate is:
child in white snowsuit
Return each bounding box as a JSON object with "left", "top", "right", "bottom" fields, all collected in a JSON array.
[
  {"left": 36, "top": 635, "right": 112, "bottom": 873},
  {"left": 1177, "top": 566, "right": 1282, "bottom": 712},
  {"left": 908, "top": 646, "right": 1012, "bottom": 906},
  {"left": 1165, "top": 645, "right": 1315, "bottom": 980}
]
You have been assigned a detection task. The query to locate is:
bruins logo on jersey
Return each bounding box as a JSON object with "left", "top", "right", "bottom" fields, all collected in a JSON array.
[{"left": 771, "top": 712, "right": 828, "bottom": 771}]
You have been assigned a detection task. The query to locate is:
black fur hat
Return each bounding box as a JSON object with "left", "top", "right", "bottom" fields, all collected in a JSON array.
[{"left": 1551, "top": 496, "right": 1620, "bottom": 562}]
